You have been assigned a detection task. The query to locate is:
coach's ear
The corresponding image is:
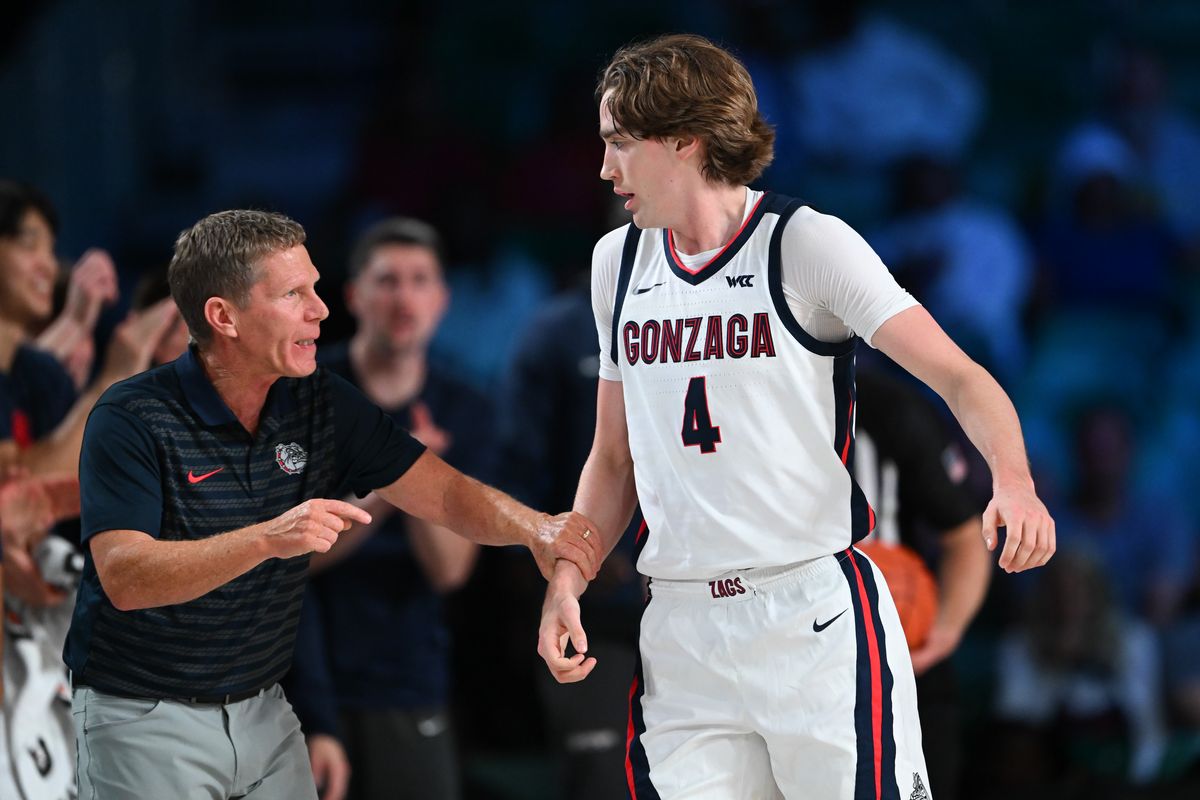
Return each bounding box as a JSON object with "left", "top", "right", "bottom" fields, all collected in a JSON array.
[{"left": 204, "top": 296, "right": 240, "bottom": 341}]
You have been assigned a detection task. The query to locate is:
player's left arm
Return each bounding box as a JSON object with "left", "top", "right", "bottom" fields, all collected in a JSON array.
[{"left": 872, "top": 305, "right": 1054, "bottom": 573}]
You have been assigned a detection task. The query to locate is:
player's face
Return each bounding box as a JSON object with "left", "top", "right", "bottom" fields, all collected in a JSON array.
[
  {"left": 0, "top": 210, "right": 57, "bottom": 327},
  {"left": 348, "top": 243, "right": 447, "bottom": 355},
  {"left": 236, "top": 245, "right": 328, "bottom": 378},
  {"left": 599, "top": 92, "right": 679, "bottom": 230}
]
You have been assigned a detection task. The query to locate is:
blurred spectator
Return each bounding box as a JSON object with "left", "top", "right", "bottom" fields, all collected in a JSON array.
[
  {"left": 871, "top": 156, "right": 1033, "bottom": 382},
  {"left": 1054, "top": 405, "right": 1192, "bottom": 627},
  {"left": 1037, "top": 126, "right": 1179, "bottom": 312},
  {"left": 496, "top": 277, "right": 644, "bottom": 800},
  {"left": 0, "top": 180, "right": 172, "bottom": 800},
  {"left": 287, "top": 218, "right": 489, "bottom": 800},
  {"left": 790, "top": 0, "right": 983, "bottom": 168},
  {"left": 855, "top": 368, "right": 989, "bottom": 800},
  {"left": 36, "top": 250, "right": 118, "bottom": 390},
  {"left": 994, "top": 548, "right": 1167, "bottom": 789},
  {"left": 1064, "top": 44, "right": 1200, "bottom": 254}
]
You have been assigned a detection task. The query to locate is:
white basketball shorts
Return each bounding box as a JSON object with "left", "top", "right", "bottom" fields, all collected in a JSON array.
[{"left": 624, "top": 548, "right": 930, "bottom": 799}]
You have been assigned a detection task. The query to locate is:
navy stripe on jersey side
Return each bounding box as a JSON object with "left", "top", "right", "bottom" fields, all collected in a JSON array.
[
  {"left": 610, "top": 224, "right": 643, "bottom": 366},
  {"left": 839, "top": 550, "right": 879, "bottom": 799},
  {"left": 766, "top": 196, "right": 856, "bottom": 358},
  {"left": 854, "top": 549, "right": 900, "bottom": 800},
  {"left": 626, "top": 592, "right": 660, "bottom": 800},
  {"left": 833, "top": 352, "right": 874, "bottom": 544}
]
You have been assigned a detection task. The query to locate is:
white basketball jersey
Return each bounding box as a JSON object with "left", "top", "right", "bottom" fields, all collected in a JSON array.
[{"left": 599, "top": 192, "right": 905, "bottom": 580}]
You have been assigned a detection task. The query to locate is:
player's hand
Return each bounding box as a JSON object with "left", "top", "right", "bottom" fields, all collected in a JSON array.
[
  {"left": 409, "top": 401, "right": 452, "bottom": 456},
  {"left": 908, "top": 620, "right": 962, "bottom": 675},
  {"left": 984, "top": 480, "right": 1055, "bottom": 573},
  {"left": 262, "top": 499, "right": 373, "bottom": 559},
  {"left": 63, "top": 249, "right": 118, "bottom": 331},
  {"left": 530, "top": 511, "right": 602, "bottom": 581},
  {"left": 537, "top": 564, "right": 596, "bottom": 683},
  {"left": 307, "top": 733, "right": 350, "bottom": 800},
  {"left": 99, "top": 298, "right": 179, "bottom": 383}
]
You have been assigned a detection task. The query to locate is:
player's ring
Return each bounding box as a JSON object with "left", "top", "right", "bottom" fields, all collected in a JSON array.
[{"left": 582, "top": 529, "right": 591, "bottom": 540}]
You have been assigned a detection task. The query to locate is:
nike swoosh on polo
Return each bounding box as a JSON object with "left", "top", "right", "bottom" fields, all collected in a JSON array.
[
  {"left": 633, "top": 282, "right": 665, "bottom": 295},
  {"left": 813, "top": 608, "right": 848, "bottom": 633},
  {"left": 187, "top": 467, "right": 224, "bottom": 484}
]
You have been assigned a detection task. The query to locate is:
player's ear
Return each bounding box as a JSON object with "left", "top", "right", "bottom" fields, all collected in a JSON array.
[
  {"left": 674, "top": 134, "right": 702, "bottom": 162},
  {"left": 204, "top": 296, "right": 239, "bottom": 341}
]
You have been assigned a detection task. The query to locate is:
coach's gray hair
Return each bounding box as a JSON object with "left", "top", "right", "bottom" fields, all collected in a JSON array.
[{"left": 167, "top": 209, "right": 306, "bottom": 347}]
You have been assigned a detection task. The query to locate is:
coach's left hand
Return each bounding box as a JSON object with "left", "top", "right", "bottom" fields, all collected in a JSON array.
[{"left": 532, "top": 511, "right": 602, "bottom": 581}]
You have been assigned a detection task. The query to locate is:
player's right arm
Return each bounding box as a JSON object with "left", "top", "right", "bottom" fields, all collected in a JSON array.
[{"left": 538, "top": 377, "right": 638, "bottom": 683}]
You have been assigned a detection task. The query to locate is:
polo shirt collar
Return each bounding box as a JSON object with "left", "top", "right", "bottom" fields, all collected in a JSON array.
[{"left": 174, "top": 346, "right": 298, "bottom": 429}]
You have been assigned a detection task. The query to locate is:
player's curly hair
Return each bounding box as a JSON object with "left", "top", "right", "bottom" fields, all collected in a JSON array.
[
  {"left": 597, "top": 34, "right": 775, "bottom": 187},
  {"left": 168, "top": 209, "right": 306, "bottom": 347}
]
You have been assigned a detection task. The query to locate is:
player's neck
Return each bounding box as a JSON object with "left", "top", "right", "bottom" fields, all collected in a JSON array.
[
  {"left": 669, "top": 183, "right": 749, "bottom": 255},
  {"left": 351, "top": 334, "right": 426, "bottom": 409}
]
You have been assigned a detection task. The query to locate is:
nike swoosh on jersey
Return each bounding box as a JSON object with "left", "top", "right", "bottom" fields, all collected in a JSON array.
[
  {"left": 187, "top": 467, "right": 224, "bottom": 484},
  {"left": 813, "top": 608, "right": 848, "bottom": 632},
  {"left": 633, "top": 282, "right": 665, "bottom": 295}
]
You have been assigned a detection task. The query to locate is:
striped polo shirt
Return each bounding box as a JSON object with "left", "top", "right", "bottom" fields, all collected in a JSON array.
[{"left": 64, "top": 347, "right": 425, "bottom": 698}]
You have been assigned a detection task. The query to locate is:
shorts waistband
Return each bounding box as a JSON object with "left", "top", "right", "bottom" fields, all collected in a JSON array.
[{"left": 648, "top": 553, "right": 840, "bottom": 599}]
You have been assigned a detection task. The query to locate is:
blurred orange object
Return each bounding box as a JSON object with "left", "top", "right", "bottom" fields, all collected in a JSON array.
[{"left": 857, "top": 540, "right": 939, "bottom": 650}]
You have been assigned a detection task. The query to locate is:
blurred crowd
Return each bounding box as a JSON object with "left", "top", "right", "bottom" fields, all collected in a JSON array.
[{"left": 3, "top": 1, "right": 1200, "bottom": 798}]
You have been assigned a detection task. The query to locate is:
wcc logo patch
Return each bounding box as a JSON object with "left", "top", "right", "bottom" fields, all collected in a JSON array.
[
  {"left": 725, "top": 274, "right": 754, "bottom": 288},
  {"left": 275, "top": 442, "right": 308, "bottom": 475}
]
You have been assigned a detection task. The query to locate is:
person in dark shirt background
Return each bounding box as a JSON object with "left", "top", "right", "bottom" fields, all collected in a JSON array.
[{"left": 287, "top": 217, "right": 492, "bottom": 800}]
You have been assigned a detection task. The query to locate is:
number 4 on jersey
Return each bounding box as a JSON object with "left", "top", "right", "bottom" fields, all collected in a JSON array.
[{"left": 682, "top": 376, "right": 721, "bottom": 453}]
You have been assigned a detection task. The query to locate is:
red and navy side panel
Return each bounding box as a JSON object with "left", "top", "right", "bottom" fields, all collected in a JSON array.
[
  {"left": 839, "top": 548, "right": 900, "bottom": 800},
  {"left": 832, "top": 352, "right": 875, "bottom": 543},
  {"left": 626, "top": 590, "right": 661, "bottom": 800}
]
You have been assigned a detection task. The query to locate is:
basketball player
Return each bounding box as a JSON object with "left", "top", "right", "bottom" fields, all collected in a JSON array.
[{"left": 537, "top": 34, "right": 1055, "bottom": 799}]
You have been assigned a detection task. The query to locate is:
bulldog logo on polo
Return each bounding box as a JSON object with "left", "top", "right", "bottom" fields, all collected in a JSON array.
[{"left": 275, "top": 442, "right": 307, "bottom": 475}]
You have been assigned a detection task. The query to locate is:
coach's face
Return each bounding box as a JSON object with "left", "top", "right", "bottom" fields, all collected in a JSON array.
[
  {"left": 236, "top": 245, "right": 328, "bottom": 378},
  {"left": 0, "top": 209, "right": 57, "bottom": 327}
]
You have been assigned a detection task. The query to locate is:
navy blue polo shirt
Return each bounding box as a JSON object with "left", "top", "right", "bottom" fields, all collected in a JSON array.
[{"left": 63, "top": 347, "right": 426, "bottom": 698}]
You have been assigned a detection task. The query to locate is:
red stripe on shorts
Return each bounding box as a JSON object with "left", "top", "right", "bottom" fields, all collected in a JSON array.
[{"left": 848, "top": 552, "right": 884, "bottom": 800}]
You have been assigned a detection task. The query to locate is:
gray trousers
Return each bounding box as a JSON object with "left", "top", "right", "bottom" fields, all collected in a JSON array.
[{"left": 72, "top": 684, "right": 316, "bottom": 800}]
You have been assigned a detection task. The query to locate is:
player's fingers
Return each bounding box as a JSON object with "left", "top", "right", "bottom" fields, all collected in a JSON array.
[
  {"left": 996, "top": 517, "right": 1021, "bottom": 572},
  {"left": 1009, "top": 516, "right": 1039, "bottom": 572},
  {"left": 550, "top": 655, "right": 597, "bottom": 684},
  {"left": 1042, "top": 517, "right": 1057, "bottom": 566},
  {"left": 319, "top": 499, "right": 373, "bottom": 526},
  {"left": 568, "top": 612, "right": 589, "bottom": 656},
  {"left": 980, "top": 502, "right": 1000, "bottom": 552}
]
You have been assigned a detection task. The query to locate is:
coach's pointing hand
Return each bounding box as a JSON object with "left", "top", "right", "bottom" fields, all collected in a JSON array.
[
  {"left": 263, "top": 499, "right": 373, "bottom": 559},
  {"left": 532, "top": 511, "right": 602, "bottom": 581}
]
